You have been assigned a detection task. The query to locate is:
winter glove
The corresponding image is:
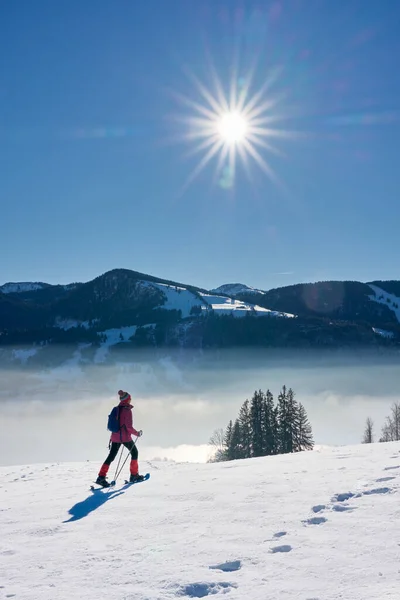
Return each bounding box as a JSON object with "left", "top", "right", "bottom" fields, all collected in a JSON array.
[{"left": 137, "top": 430, "right": 143, "bottom": 437}]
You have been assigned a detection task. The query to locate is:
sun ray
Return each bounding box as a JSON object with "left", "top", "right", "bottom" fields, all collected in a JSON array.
[
  {"left": 229, "top": 144, "right": 236, "bottom": 175},
  {"left": 183, "top": 134, "right": 221, "bottom": 159},
  {"left": 242, "top": 140, "right": 279, "bottom": 182},
  {"left": 183, "top": 67, "right": 226, "bottom": 118},
  {"left": 180, "top": 138, "right": 225, "bottom": 193},
  {"left": 184, "top": 121, "right": 219, "bottom": 139},
  {"left": 229, "top": 65, "right": 238, "bottom": 113},
  {"left": 241, "top": 68, "right": 284, "bottom": 118},
  {"left": 168, "top": 89, "right": 218, "bottom": 122},
  {"left": 248, "top": 125, "right": 301, "bottom": 140},
  {"left": 250, "top": 114, "right": 289, "bottom": 127},
  {"left": 236, "top": 63, "right": 257, "bottom": 113},
  {"left": 204, "top": 48, "right": 231, "bottom": 114},
  {"left": 244, "top": 94, "right": 285, "bottom": 122},
  {"left": 243, "top": 140, "right": 288, "bottom": 196},
  {"left": 172, "top": 115, "right": 216, "bottom": 131},
  {"left": 237, "top": 143, "right": 254, "bottom": 182},
  {"left": 212, "top": 142, "right": 231, "bottom": 187},
  {"left": 246, "top": 134, "right": 286, "bottom": 157}
]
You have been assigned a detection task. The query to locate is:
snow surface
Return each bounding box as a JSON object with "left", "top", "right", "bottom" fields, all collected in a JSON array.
[
  {"left": 94, "top": 326, "right": 137, "bottom": 363},
  {"left": 1, "top": 442, "right": 399, "bottom": 600},
  {"left": 199, "top": 293, "right": 295, "bottom": 318},
  {"left": 0, "top": 282, "right": 46, "bottom": 294},
  {"left": 368, "top": 284, "right": 400, "bottom": 323},
  {"left": 148, "top": 282, "right": 204, "bottom": 318},
  {"left": 54, "top": 317, "right": 94, "bottom": 330},
  {"left": 372, "top": 327, "right": 395, "bottom": 339}
]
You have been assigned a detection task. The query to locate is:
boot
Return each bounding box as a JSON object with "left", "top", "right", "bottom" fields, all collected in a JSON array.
[
  {"left": 129, "top": 459, "right": 144, "bottom": 483},
  {"left": 96, "top": 475, "right": 111, "bottom": 487}
]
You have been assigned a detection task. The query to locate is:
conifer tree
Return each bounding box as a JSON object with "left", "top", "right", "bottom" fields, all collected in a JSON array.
[
  {"left": 277, "top": 385, "right": 290, "bottom": 454},
  {"left": 286, "top": 388, "right": 299, "bottom": 453},
  {"left": 295, "top": 402, "right": 314, "bottom": 451},
  {"left": 250, "top": 390, "right": 264, "bottom": 457},
  {"left": 238, "top": 399, "right": 252, "bottom": 458},
  {"left": 230, "top": 419, "right": 243, "bottom": 460},
  {"left": 261, "top": 389, "right": 278, "bottom": 455},
  {"left": 224, "top": 420, "right": 234, "bottom": 460},
  {"left": 214, "top": 385, "right": 315, "bottom": 462}
]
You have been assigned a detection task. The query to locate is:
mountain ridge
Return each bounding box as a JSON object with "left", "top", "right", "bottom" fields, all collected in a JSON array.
[{"left": 1, "top": 268, "right": 400, "bottom": 354}]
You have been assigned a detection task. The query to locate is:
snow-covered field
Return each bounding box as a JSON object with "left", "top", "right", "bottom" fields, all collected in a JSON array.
[
  {"left": 199, "top": 293, "right": 295, "bottom": 318},
  {"left": 1, "top": 443, "right": 400, "bottom": 600}
]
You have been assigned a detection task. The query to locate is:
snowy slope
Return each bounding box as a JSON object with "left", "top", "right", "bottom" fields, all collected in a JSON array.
[
  {"left": 1, "top": 442, "right": 399, "bottom": 600},
  {"left": 200, "top": 293, "right": 295, "bottom": 318},
  {"left": 0, "top": 282, "right": 47, "bottom": 293},
  {"left": 368, "top": 284, "right": 400, "bottom": 323},
  {"left": 146, "top": 283, "right": 286, "bottom": 319},
  {"left": 94, "top": 326, "right": 138, "bottom": 363},
  {"left": 372, "top": 327, "right": 395, "bottom": 339},
  {"left": 149, "top": 282, "right": 204, "bottom": 317}
]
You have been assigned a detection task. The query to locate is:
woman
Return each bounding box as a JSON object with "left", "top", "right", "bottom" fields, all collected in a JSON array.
[{"left": 96, "top": 390, "right": 144, "bottom": 487}]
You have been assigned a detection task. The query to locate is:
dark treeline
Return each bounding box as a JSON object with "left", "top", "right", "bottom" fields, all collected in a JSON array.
[{"left": 209, "top": 386, "right": 314, "bottom": 462}]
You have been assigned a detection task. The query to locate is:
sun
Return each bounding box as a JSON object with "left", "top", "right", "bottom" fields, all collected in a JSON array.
[
  {"left": 218, "top": 111, "right": 248, "bottom": 144},
  {"left": 169, "top": 62, "right": 295, "bottom": 191}
]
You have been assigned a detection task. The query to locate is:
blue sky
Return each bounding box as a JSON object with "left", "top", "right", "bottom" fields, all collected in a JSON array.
[{"left": 1, "top": 0, "right": 399, "bottom": 291}]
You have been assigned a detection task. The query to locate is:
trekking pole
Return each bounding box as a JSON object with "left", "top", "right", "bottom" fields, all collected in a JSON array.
[
  {"left": 112, "top": 436, "right": 139, "bottom": 485},
  {"left": 111, "top": 446, "right": 124, "bottom": 486}
]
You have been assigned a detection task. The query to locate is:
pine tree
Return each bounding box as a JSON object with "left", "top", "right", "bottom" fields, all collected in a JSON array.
[
  {"left": 295, "top": 403, "right": 314, "bottom": 451},
  {"left": 211, "top": 385, "right": 314, "bottom": 462},
  {"left": 229, "top": 419, "right": 243, "bottom": 460},
  {"left": 261, "top": 389, "right": 277, "bottom": 455},
  {"left": 277, "top": 385, "right": 290, "bottom": 454},
  {"left": 250, "top": 390, "right": 264, "bottom": 457},
  {"left": 238, "top": 399, "right": 252, "bottom": 458},
  {"left": 286, "top": 388, "right": 299, "bottom": 453},
  {"left": 224, "top": 420, "right": 234, "bottom": 459}
]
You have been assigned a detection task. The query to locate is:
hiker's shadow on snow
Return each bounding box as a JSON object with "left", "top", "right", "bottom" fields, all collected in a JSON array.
[{"left": 63, "top": 484, "right": 130, "bottom": 523}]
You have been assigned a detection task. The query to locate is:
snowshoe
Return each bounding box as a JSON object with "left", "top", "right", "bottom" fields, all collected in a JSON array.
[
  {"left": 95, "top": 476, "right": 111, "bottom": 488},
  {"left": 129, "top": 474, "right": 145, "bottom": 483}
]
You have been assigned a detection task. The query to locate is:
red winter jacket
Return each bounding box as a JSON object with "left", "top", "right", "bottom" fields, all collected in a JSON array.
[{"left": 110, "top": 398, "right": 140, "bottom": 443}]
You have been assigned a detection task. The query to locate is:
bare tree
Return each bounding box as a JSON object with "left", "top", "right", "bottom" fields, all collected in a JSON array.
[
  {"left": 379, "top": 419, "right": 393, "bottom": 443},
  {"left": 379, "top": 402, "right": 400, "bottom": 442},
  {"left": 392, "top": 402, "right": 400, "bottom": 440},
  {"left": 208, "top": 428, "right": 226, "bottom": 462},
  {"left": 362, "top": 417, "right": 374, "bottom": 444}
]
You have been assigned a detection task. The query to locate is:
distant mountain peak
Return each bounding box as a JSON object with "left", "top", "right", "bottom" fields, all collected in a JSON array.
[{"left": 211, "top": 283, "right": 265, "bottom": 296}]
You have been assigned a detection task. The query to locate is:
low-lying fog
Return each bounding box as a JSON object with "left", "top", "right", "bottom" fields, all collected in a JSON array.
[{"left": 1, "top": 347, "right": 399, "bottom": 467}]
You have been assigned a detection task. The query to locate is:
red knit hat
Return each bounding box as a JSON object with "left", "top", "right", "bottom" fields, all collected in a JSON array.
[{"left": 118, "top": 390, "right": 131, "bottom": 403}]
